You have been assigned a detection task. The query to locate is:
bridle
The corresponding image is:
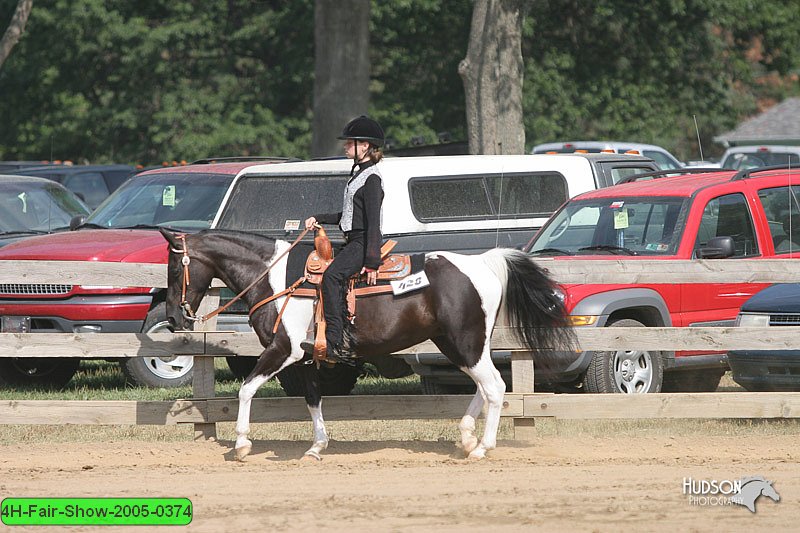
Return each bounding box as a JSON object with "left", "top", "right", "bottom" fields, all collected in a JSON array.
[
  {"left": 169, "top": 228, "right": 312, "bottom": 325},
  {"left": 170, "top": 234, "right": 202, "bottom": 323}
]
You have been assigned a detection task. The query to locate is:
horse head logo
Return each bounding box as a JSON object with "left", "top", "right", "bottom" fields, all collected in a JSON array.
[{"left": 730, "top": 476, "right": 780, "bottom": 513}]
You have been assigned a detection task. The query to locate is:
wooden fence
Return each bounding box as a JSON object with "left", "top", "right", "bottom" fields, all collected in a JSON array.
[{"left": 2, "top": 258, "right": 800, "bottom": 440}]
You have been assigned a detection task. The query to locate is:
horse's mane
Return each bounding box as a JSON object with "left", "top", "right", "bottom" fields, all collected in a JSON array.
[{"left": 194, "top": 229, "right": 279, "bottom": 258}]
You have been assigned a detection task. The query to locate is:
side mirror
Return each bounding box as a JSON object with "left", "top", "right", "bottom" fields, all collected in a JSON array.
[
  {"left": 69, "top": 215, "right": 87, "bottom": 230},
  {"left": 696, "top": 236, "right": 735, "bottom": 259}
]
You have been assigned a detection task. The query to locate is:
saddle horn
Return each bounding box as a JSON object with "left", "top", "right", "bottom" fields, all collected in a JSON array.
[{"left": 314, "top": 225, "right": 333, "bottom": 261}]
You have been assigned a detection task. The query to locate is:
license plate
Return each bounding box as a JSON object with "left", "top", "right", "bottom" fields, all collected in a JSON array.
[{"left": 1, "top": 316, "right": 31, "bottom": 333}]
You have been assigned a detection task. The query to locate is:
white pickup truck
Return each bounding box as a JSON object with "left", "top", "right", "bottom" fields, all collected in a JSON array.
[{"left": 213, "top": 153, "right": 660, "bottom": 395}]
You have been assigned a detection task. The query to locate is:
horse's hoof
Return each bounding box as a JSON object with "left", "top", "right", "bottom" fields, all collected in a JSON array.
[
  {"left": 467, "top": 448, "right": 486, "bottom": 460},
  {"left": 301, "top": 451, "right": 323, "bottom": 462},
  {"left": 235, "top": 445, "right": 252, "bottom": 462},
  {"left": 461, "top": 436, "right": 479, "bottom": 454}
]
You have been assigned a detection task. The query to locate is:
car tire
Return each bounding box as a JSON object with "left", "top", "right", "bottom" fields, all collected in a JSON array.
[
  {"left": 225, "top": 356, "right": 258, "bottom": 380},
  {"left": 0, "top": 357, "right": 80, "bottom": 389},
  {"left": 661, "top": 369, "right": 724, "bottom": 392},
  {"left": 121, "top": 302, "right": 194, "bottom": 388},
  {"left": 420, "top": 376, "right": 476, "bottom": 395},
  {"left": 277, "top": 362, "right": 362, "bottom": 397},
  {"left": 583, "top": 318, "right": 663, "bottom": 394}
]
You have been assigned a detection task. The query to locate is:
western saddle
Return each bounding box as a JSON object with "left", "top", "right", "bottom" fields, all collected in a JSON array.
[{"left": 251, "top": 226, "right": 413, "bottom": 363}]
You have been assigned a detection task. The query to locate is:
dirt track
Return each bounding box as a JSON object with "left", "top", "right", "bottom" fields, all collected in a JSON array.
[{"left": 2, "top": 429, "right": 798, "bottom": 532}]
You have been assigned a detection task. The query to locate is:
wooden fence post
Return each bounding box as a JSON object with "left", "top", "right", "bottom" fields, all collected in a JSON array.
[
  {"left": 511, "top": 350, "right": 537, "bottom": 440},
  {"left": 192, "top": 288, "right": 220, "bottom": 440}
]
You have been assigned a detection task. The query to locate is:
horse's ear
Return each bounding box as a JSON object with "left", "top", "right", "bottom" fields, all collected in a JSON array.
[{"left": 159, "top": 227, "right": 180, "bottom": 249}]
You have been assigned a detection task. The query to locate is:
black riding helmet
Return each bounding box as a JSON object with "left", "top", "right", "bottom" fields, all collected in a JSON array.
[{"left": 338, "top": 115, "right": 385, "bottom": 147}]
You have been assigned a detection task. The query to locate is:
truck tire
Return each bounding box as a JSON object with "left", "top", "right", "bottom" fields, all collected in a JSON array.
[
  {"left": 583, "top": 318, "right": 663, "bottom": 394},
  {"left": 277, "top": 362, "right": 361, "bottom": 396},
  {"left": 420, "top": 376, "right": 476, "bottom": 395},
  {"left": 121, "top": 303, "right": 194, "bottom": 388},
  {"left": 661, "top": 369, "right": 724, "bottom": 392},
  {"left": 225, "top": 356, "right": 258, "bottom": 379},
  {"left": 0, "top": 357, "right": 80, "bottom": 389}
]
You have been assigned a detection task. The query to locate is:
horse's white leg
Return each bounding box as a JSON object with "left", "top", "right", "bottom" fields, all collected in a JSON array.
[
  {"left": 235, "top": 373, "right": 270, "bottom": 461},
  {"left": 463, "top": 357, "right": 506, "bottom": 460},
  {"left": 458, "top": 380, "right": 485, "bottom": 454},
  {"left": 302, "top": 400, "right": 328, "bottom": 460}
]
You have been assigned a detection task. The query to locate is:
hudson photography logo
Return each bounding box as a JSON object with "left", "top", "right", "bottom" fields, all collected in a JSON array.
[{"left": 682, "top": 476, "right": 781, "bottom": 513}]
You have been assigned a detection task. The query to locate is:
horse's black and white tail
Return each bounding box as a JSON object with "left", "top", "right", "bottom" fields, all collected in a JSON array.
[{"left": 482, "top": 248, "right": 575, "bottom": 355}]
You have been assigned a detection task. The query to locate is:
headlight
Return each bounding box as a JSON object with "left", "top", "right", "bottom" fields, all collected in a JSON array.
[{"left": 736, "top": 313, "right": 770, "bottom": 327}]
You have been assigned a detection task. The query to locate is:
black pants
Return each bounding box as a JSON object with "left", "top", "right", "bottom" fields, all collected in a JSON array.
[{"left": 321, "top": 237, "right": 364, "bottom": 348}]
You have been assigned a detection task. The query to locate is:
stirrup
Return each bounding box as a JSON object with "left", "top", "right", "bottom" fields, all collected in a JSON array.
[{"left": 300, "top": 340, "right": 315, "bottom": 354}]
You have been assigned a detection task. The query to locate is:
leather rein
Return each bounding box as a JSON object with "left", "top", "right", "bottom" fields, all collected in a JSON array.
[{"left": 170, "top": 228, "right": 312, "bottom": 325}]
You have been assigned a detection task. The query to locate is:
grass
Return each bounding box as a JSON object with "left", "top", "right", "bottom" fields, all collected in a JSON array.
[{"left": 0, "top": 359, "right": 424, "bottom": 401}]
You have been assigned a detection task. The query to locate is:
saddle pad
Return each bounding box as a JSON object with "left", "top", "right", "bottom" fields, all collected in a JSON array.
[{"left": 286, "top": 243, "right": 317, "bottom": 289}]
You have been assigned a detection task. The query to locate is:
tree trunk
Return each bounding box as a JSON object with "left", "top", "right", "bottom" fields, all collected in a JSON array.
[
  {"left": 0, "top": 0, "right": 33, "bottom": 70},
  {"left": 312, "top": 0, "right": 370, "bottom": 158},
  {"left": 458, "top": 0, "right": 525, "bottom": 155}
]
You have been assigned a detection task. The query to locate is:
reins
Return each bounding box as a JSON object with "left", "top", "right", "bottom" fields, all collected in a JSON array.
[{"left": 172, "top": 227, "right": 313, "bottom": 324}]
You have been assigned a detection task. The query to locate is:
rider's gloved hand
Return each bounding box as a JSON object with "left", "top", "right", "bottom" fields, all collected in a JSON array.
[
  {"left": 362, "top": 267, "right": 378, "bottom": 285},
  {"left": 304, "top": 216, "right": 318, "bottom": 230}
]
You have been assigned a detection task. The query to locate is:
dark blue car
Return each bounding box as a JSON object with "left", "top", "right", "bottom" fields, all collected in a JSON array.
[
  {"left": 4, "top": 164, "right": 135, "bottom": 210},
  {"left": 728, "top": 283, "right": 800, "bottom": 391}
]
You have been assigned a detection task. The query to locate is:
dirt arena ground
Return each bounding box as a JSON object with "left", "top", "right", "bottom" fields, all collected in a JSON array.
[{"left": 2, "top": 422, "right": 798, "bottom": 532}]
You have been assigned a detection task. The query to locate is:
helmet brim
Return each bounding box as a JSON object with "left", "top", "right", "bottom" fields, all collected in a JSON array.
[{"left": 337, "top": 135, "right": 384, "bottom": 147}]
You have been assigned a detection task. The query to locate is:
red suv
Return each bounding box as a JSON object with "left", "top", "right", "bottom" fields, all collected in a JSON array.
[
  {"left": 0, "top": 159, "right": 287, "bottom": 388},
  {"left": 526, "top": 166, "right": 800, "bottom": 393},
  {"left": 415, "top": 166, "right": 800, "bottom": 394}
]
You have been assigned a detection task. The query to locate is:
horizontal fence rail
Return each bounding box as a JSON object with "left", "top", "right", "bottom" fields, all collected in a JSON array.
[
  {"left": 3, "top": 393, "right": 800, "bottom": 426},
  {"left": 0, "top": 326, "right": 798, "bottom": 357},
  {"left": 4, "top": 258, "right": 800, "bottom": 286}
]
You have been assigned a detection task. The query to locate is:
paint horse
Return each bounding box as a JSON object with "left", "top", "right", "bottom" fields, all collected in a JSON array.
[{"left": 160, "top": 228, "right": 574, "bottom": 460}]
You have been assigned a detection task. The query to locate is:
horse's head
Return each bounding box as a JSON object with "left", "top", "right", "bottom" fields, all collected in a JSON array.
[
  {"left": 160, "top": 228, "right": 216, "bottom": 331},
  {"left": 760, "top": 480, "right": 781, "bottom": 502}
]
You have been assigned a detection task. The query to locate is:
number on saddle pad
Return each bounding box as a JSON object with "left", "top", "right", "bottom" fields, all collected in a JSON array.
[{"left": 390, "top": 270, "right": 430, "bottom": 295}]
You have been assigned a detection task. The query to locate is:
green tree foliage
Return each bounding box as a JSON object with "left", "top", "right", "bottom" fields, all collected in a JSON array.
[
  {"left": 523, "top": 0, "right": 800, "bottom": 160},
  {"left": 0, "top": 0, "right": 313, "bottom": 163},
  {"left": 0, "top": 0, "right": 799, "bottom": 164},
  {"left": 370, "top": 0, "right": 472, "bottom": 148}
]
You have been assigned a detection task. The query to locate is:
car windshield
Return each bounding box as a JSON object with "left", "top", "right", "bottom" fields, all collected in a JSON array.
[
  {"left": 0, "top": 182, "right": 89, "bottom": 234},
  {"left": 86, "top": 172, "right": 234, "bottom": 231},
  {"left": 526, "top": 196, "right": 688, "bottom": 256}
]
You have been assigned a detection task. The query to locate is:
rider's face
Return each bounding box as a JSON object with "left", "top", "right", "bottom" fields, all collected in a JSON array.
[{"left": 344, "top": 139, "right": 370, "bottom": 160}]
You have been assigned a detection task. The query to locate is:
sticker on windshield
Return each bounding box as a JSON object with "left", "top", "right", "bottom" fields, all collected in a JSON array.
[
  {"left": 162, "top": 185, "right": 176, "bottom": 207},
  {"left": 610, "top": 201, "right": 625, "bottom": 209},
  {"left": 614, "top": 210, "right": 629, "bottom": 229},
  {"left": 284, "top": 219, "right": 300, "bottom": 230}
]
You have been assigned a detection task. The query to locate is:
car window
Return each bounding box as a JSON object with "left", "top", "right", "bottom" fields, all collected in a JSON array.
[
  {"left": 641, "top": 150, "right": 681, "bottom": 170},
  {"left": 216, "top": 175, "right": 348, "bottom": 236},
  {"left": 410, "top": 172, "right": 567, "bottom": 222},
  {"left": 527, "top": 196, "right": 687, "bottom": 255},
  {"left": 104, "top": 170, "right": 135, "bottom": 192},
  {"left": 722, "top": 152, "right": 800, "bottom": 170},
  {"left": 63, "top": 172, "right": 109, "bottom": 209},
  {"left": 758, "top": 185, "right": 800, "bottom": 254},
  {"left": 608, "top": 166, "right": 659, "bottom": 184},
  {"left": 87, "top": 172, "right": 233, "bottom": 231},
  {"left": 694, "top": 193, "right": 758, "bottom": 257},
  {"left": 0, "top": 184, "right": 88, "bottom": 232}
]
